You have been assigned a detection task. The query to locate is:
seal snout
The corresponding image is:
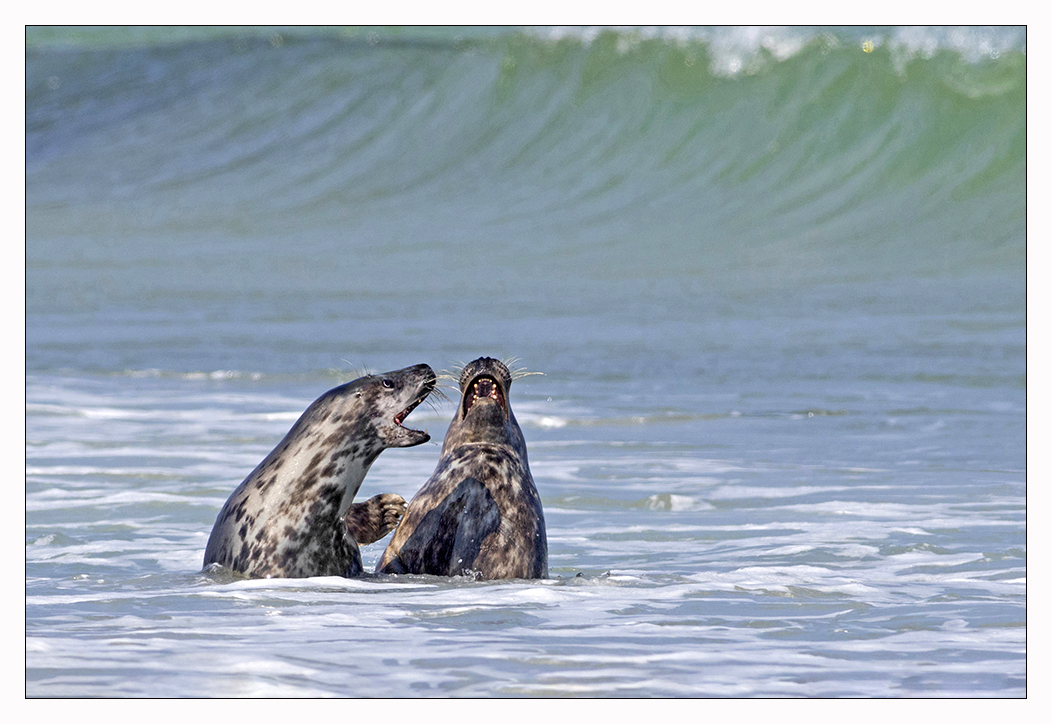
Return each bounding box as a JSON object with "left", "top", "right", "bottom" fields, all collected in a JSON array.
[
  {"left": 376, "top": 364, "right": 437, "bottom": 448},
  {"left": 396, "top": 365, "right": 436, "bottom": 429}
]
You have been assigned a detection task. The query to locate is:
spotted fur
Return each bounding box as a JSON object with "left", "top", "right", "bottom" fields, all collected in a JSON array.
[
  {"left": 377, "top": 357, "right": 548, "bottom": 579},
  {"left": 203, "top": 364, "right": 435, "bottom": 578}
]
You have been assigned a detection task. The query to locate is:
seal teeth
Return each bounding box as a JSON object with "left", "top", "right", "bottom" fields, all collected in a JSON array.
[{"left": 471, "top": 381, "right": 493, "bottom": 405}]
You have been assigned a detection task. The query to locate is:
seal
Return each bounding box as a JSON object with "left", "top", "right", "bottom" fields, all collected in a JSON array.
[
  {"left": 203, "top": 363, "right": 436, "bottom": 579},
  {"left": 377, "top": 357, "right": 547, "bottom": 579}
]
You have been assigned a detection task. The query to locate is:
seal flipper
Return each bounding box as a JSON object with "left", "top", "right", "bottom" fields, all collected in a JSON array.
[
  {"left": 344, "top": 493, "right": 407, "bottom": 546},
  {"left": 378, "top": 478, "right": 500, "bottom": 577}
]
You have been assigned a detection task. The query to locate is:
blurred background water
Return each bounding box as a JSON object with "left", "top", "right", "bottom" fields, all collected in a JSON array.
[{"left": 26, "top": 26, "right": 1025, "bottom": 697}]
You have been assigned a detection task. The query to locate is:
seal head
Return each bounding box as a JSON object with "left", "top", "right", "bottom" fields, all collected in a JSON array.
[
  {"left": 377, "top": 357, "right": 547, "bottom": 579},
  {"left": 443, "top": 357, "right": 524, "bottom": 450},
  {"left": 203, "top": 363, "right": 435, "bottom": 579}
]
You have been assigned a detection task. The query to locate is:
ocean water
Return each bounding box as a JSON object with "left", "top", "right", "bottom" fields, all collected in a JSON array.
[{"left": 25, "top": 26, "right": 1026, "bottom": 697}]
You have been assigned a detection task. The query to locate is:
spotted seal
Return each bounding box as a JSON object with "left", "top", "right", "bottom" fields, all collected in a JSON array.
[
  {"left": 377, "top": 357, "right": 547, "bottom": 579},
  {"left": 203, "top": 364, "right": 436, "bottom": 578}
]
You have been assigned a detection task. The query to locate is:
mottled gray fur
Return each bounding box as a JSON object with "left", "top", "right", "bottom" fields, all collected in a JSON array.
[
  {"left": 203, "top": 364, "right": 435, "bottom": 578},
  {"left": 377, "top": 357, "right": 547, "bottom": 579}
]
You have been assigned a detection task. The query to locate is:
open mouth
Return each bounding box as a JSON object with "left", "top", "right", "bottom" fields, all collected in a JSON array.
[
  {"left": 394, "top": 377, "right": 435, "bottom": 431},
  {"left": 463, "top": 375, "right": 507, "bottom": 417},
  {"left": 393, "top": 399, "right": 421, "bottom": 428}
]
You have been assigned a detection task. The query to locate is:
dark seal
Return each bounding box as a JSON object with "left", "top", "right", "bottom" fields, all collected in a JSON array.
[
  {"left": 203, "top": 364, "right": 436, "bottom": 579},
  {"left": 377, "top": 357, "right": 547, "bottom": 579}
]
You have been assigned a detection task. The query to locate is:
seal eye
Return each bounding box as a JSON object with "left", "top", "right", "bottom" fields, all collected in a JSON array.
[{"left": 382, "top": 379, "right": 394, "bottom": 389}]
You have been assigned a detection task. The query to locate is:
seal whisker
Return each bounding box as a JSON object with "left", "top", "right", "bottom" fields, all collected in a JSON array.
[
  {"left": 444, "top": 362, "right": 471, "bottom": 389},
  {"left": 426, "top": 387, "right": 453, "bottom": 406},
  {"left": 501, "top": 357, "right": 544, "bottom": 381},
  {"left": 340, "top": 360, "right": 373, "bottom": 380}
]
